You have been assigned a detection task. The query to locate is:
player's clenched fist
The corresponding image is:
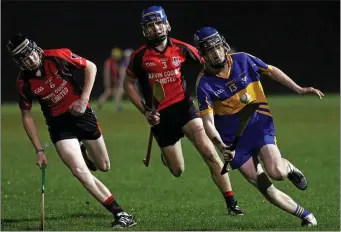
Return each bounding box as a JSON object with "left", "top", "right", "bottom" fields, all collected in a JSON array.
[
  {"left": 218, "top": 144, "right": 235, "bottom": 162},
  {"left": 36, "top": 150, "right": 48, "bottom": 168},
  {"left": 144, "top": 110, "right": 160, "bottom": 126},
  {"left": 69, "top": 98, "right": 88, "bottom": 116}
]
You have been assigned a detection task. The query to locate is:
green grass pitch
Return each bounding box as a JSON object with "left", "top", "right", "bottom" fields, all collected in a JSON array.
[{"left": 1, "top": 95, "right": 340, "bottom": 231}]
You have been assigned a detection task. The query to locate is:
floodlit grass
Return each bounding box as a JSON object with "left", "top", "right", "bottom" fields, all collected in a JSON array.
[{"left": 1, "top": 95, "right": 339, "bottom": 230}]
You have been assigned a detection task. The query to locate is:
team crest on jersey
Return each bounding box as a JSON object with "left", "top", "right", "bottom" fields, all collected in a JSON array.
[
  {"left": 241, "top": 75, "right": 248, "bottom": 83},
  {"left": 239, "top": 71, "right": 248, "bottom": 83},
  {"left": 173, "top": 57, "right": 180, "bottom": 66}
]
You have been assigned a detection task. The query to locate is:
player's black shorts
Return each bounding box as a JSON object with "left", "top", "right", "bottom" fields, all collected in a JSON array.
[
  {"left": 151, "top": 98, "right": 200, "bottom": 148},
  {"left": 47, "top": 107, "right": 102, "bottom": 144}
]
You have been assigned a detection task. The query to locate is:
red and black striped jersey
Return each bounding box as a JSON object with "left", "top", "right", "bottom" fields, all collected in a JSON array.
[
  {"left": 126, "top": 37, "right": 203, "bottom": 111},
  {"left": 16, "top": 48, "right": 87, "bottom": 120}
]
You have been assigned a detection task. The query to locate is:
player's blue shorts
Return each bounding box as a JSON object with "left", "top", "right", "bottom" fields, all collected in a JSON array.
[
  {"left": 230, "top": 133, "right": 276, "bottom": 170},
  {"left": 221, "top": 113, "right": 276, "bottom": 170}
]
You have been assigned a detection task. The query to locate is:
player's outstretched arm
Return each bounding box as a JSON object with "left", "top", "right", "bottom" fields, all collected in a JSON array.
[
  {"left": 266, "top": 65, "right": 324, "bottom": 99},
  {"left": 123, "top": 74, "right": 146, "bottom": 115},
  {"left": 21, "top": 109, "right": 48, "bottom": 168},
  {"left": 201, "top": 113, "right": 234, "bottom": 161}
]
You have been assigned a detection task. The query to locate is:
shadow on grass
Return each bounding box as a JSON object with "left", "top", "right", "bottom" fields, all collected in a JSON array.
[{"left": 1, "top": 212, "right": 109, "bottom": 230}]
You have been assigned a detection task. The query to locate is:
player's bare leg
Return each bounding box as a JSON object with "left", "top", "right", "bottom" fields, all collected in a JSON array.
[
  {"left": 115, "top": 88, "right": 124, "bottom": 111},
  {"left": 183, "top": 118, "right": 243, "bottom": 215},
  {"left": 183, "top": 118, "right": 231, "bottom": 191},
  {"left": 82, "top": 137, "right": 117, "bottom": 200},
  {"left": 56, "top": 139, "right": 109, "bottom": 202},
  {"left": 239, "top": 156, "right": 317, "bottom": 226},
  {"left": 160, "top": 140, "right": 185, "bottom": 177},
  {"left": 82, "top": 135, "right": 110, "bottom": 172},
  {"left": 92, "top": 175, "right": 112, "bottom": 197},
  {"left": 98, "top": 88, "right": 114, "bottom": 110},
  {"left": 80, "top": 142, "right": 97, "bottom": 171},
  {"left": 259, "top": 144, "right": 307, "bottom": 190},
  {"left": 55, "top": 138, "right": 136, "bottom": 228},
  {"left": 115, "top": 80, "right": 125, "bottom": 111}
]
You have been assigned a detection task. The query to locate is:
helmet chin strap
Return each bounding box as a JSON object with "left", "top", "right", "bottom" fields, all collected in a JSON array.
[
  {"left": 23, "top": 60, "right": 41, "bottom": 71},
  {"left": 208, "top": 55, "right": 227, "bottom": 69},
  {"left": 149, "top": 35, "right": 167, "bottom": 46},
  {"left": 158, "top": 36, "right": 167, "bottom": 43},
  {"left": 211, "top": 61, "right": 226, "bottom": 69}
]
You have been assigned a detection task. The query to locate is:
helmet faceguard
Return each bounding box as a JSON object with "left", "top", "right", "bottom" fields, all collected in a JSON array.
[
  {"left": 194, "top": 27, "right": 231, "bottom": 68},
  {"left": 8, "top": 34, "right": 43, "bottom": 70},
  {"left": 141, "top": 6, "right": 171, "bottom": 44}
]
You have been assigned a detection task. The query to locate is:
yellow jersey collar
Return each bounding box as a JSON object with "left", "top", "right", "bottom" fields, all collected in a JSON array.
[{"left": 216, "top": 54, "right": 233, "bottom": 79}]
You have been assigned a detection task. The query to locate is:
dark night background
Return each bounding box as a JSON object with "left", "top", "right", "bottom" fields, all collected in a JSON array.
[{"left": 2, "top": 1, "right": 340, "bottom": 102}]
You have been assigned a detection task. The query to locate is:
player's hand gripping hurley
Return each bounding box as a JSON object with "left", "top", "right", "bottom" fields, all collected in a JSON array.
[
  {"left": 142, "top": 81, "right": 165, "bottom": 167},
  {"left": 40, "top": 163, "right": 46, "bottom": 231},
  {"left": 221, "top": 101, "right": 260, "bottom": 175}
]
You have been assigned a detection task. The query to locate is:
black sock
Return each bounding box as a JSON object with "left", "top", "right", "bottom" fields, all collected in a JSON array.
[
  {"left": 223, "top": 191, "right": 236, "bottom": 206},
  {"left": 102, "top": 196, "right": 124, "bottom": 219}
]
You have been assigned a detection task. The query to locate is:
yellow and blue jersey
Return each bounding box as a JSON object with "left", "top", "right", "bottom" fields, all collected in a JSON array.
[{"left": 196, "top": 52, "right": 276, "bottom": 169}]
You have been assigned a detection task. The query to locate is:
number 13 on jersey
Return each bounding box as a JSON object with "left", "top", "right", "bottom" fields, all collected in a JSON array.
[{"left": 228, "top": 83, "right": 237, "bottom": 92}]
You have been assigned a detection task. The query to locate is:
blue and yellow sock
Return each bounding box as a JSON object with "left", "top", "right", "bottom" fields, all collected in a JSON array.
[{"left": 292, "top": 204, "right": 310, "bottom": 219}]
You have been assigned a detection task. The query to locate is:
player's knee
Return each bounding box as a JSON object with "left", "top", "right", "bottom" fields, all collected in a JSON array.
[
  {"left": 71, "top": 167, "right": 91, "bottom": 180},
  {"left": 190, "top": 123, "right": 205, "bottom": 140},
  {"left": 245, "top": 176, "right": 258, "bottom": 186},
  {"left": 268, "top": 166, "right": 286, "bottom": 181},
  {"left": 97, "top": 160, "right": 110, "bottom": 172},
  {"left": 171, "top": 170, "right": 183, "bottom": 177},
  {"left": 169, "top": 166, "right": 184, "bottom": 177}
]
